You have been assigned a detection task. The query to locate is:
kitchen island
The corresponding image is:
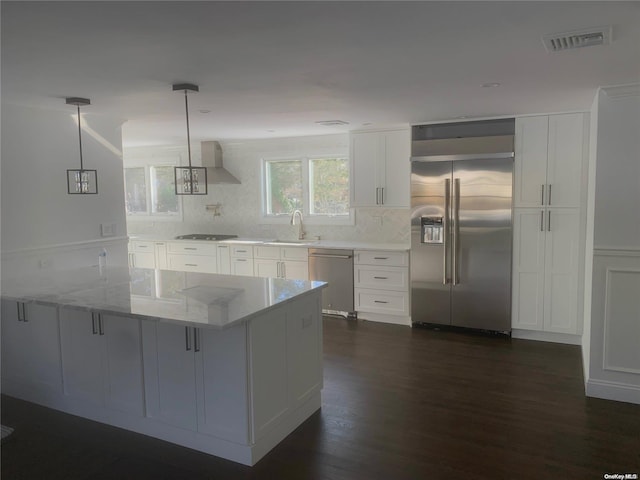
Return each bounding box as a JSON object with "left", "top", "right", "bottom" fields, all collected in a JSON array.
[{"left": 1, "top": 266, "right": 326, "bottom": 466}]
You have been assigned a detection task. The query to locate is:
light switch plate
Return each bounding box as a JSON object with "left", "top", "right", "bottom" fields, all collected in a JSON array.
[{"left": 101, "top": 223, "right": 116, "bottom": 237}]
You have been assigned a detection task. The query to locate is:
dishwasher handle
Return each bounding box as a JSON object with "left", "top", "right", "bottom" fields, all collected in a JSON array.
[{"left": 308, "top": 253, "right": 353, "bottom": 259}]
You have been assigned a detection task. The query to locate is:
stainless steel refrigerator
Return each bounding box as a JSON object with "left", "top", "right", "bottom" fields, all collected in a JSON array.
[{"left": 410, "top": 120, "right": 514, "bottom": 332}]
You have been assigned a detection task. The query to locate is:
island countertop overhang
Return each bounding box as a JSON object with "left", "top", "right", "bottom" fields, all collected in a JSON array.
[{"left": 1, "top": 266, "right": 327, "bottom": 329}]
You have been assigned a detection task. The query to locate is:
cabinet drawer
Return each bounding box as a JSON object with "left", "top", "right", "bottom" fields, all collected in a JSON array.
[
  {"left": 167, "top": 254, "right": 217, "bottom": 273},
  {"left": 355, "top": 250, "right": 408, "bottom": 267},
  {"left": 354, "top": 265, "right": 408, "bottom": 291},
  {"left": 131, "top": 241, "right": 155, "bottom": 252},
  {"left": 167, "top": 242, "right": 218, "bottom": 256},
  {"left": 254, "top": 246, "right": 280, "bottom": 260},
  {"left": 354, "top": 288, "right": 409, "bottom": 316},
  {"left": 230, "top": 245, "right": 254, "bottom": 258},
  {"left": 281, "top": 247, "right": 308, "bottom": 261}
]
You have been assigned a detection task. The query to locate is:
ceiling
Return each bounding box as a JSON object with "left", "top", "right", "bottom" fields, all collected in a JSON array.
[{"left": 2, "top": 1, "right": 639, "bottom": 147}]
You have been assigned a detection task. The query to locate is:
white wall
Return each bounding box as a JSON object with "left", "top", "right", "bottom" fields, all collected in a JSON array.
[
  {"left": 586, "top": 84, "right": 640, "bottom": 404},
  {"left": 125, "top": 134, "right": 410, "bottom": 243},
  {"left": 1, "top": 103, "right": 128, "bottom": 276}
]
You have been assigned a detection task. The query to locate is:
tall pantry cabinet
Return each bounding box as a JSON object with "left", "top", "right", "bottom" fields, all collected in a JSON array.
[{"left": 511, "top": 113, "right": 589, "bottom": 336}]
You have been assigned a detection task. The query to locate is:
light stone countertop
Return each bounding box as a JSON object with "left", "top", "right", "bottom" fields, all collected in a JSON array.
[
  {"left": 130, "top": 235, "right": 409, "bottom": 251},
  {"left": 1, "top": 266, "right": 326, "bottom": 330}
]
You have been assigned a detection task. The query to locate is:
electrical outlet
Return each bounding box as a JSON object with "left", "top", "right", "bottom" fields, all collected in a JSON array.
[{"left": 101, "top": 223, "right": 116, "bottom": 237}]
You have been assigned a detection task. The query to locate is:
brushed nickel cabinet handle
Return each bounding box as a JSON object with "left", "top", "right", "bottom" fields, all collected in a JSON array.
[
  {"left": 185, "top": 327, "right": 192, "bottom": 351},
  {"left": 92, "top": 313, "right": 98, "bottom": 335},
  {"left": 374, "top": 300, "right": 389, "bottom": 304},
  {"left": 541, "top": 184, "right": 545, "bottom": 205},
  {"left": 374, "top": 276, "right": 388, "bottom": 280},
  {"left": 548, "top": 184, "right": 552, "bottom": 205},
  {"left": 98, "top": 315, "right": 104, "bottom": 336},
  {"left": 548, "top": 211, "right": 551, "bottom": 232},
  {"left": 194, "top": 328, "right": 200, "bottom": 352},
  {"left": 540, "top": 210, "right": 544, "bottom": 232}
]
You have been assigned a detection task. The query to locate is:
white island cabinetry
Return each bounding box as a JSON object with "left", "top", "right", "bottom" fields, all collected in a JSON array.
[
  {"left": 59, "top": 309, "right": 145, "bottom": 416},
  {"left": 1, "top": 301, "right": 62, "bottom": 401},
  {"left": 1, "top": 267, "right": 325, "bottom": 466}
]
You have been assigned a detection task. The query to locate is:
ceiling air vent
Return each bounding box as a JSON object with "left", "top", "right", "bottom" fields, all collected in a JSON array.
[{"left": 542, "top": 26, "right": 612, "bottom": 52}]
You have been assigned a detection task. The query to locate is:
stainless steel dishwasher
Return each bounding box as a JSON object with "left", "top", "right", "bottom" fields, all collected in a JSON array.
[{"left": 308, "top": 248, "right": 355, "bottom": 317}]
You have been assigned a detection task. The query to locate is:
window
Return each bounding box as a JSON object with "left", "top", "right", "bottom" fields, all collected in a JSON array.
[
  {"left": 125, "top": 165, "right": 181, "bottom": 218},
  {"left": 262, "top": 156, "right": 352, "bottom": 224}
]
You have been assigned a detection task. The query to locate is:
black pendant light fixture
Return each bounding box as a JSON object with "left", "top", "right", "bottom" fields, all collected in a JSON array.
[
  {"left": 66, "top": 97, "right": 98, "bottom": 194},
  {"left": 173, "top": 83, "right": 207, "bottom": 195}
]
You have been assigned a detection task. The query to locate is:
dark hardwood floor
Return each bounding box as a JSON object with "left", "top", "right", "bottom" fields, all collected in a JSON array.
[{"left": 2, "top": 316, "right": 639, "bottom": 480}]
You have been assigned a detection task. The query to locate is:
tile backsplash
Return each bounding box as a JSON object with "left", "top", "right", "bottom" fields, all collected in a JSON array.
[{"left": 125, "top": 134, "right": 410, "bottom": 244}]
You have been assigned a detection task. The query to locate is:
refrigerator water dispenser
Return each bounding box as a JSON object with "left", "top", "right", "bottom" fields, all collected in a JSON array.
[{"left": 421, "top": 217, "right": 444, "bottom": 244}]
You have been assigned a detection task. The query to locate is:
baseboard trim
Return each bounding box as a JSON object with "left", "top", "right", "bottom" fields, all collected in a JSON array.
[
  {"left": 511, "top": 329, "right": 582, "bottom": 345},
  {"left": 357, "top": 311, "right": 411, "bottom": 327},
  {"left": 586, "top": 379, "right": 640, "bottom": 405}
]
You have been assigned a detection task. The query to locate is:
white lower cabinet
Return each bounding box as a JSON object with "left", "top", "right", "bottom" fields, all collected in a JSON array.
[
  {"left": 1, "top": 301, "right": 62, "bottom": 397},
  {"left": 142, "top": 321, "right": 249, "bottom": 443},
  {"left": 129, "top": 241, "right": 157, "bottom": 269},
  {"left": 512, "top": 208, "right": 581, "bottom": 334},
  {"left": 353, "top": 250, "right": 410, "bottom": 324},
  {"left": 59, "top": 309, "right": 145, "bottom": 416},
  {"left": 230, "top": 245, "right": 254, "bottom": 276},
  {"left": 254, "top": 246, "right": 308, "bottom": 280}
]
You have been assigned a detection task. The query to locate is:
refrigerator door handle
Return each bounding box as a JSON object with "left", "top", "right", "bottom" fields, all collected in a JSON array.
[
  {"left": 443, "top": 178, "right": 451, "bottom": 284},
  {"left": 452, "top": 178, "right": 460, "bottom": 286}
]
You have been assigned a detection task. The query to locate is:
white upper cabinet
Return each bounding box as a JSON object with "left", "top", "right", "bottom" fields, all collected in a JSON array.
[
  {"left": 515, "top": 113, "right": 587, "bottom": 208},
  {"left": 350, "top": 128, "right": 410, "bottom": 208}
]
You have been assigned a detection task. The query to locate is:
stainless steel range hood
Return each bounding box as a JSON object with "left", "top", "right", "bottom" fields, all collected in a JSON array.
[{"left": 200, "top": 141, "right": 240, "bottom": 184}]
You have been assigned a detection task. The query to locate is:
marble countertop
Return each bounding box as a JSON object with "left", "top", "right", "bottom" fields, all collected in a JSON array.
[
  {"left": 1, "top": 266, "right": 327, "bottom": 329},
  {"left": 130, "top": 235, "right": 409, "bottom": 251}
]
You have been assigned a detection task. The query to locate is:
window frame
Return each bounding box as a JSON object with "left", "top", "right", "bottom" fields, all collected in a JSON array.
[
  {"left": 260, "top": 154, "right": 354, "bottom": 226},
  {"left": 124, "top": 161, "right": 183, "bottom": 222}
]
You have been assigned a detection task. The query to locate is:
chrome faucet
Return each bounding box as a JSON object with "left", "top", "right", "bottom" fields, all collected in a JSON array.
[{"left": 290, "top": 209, "right": 305, "bottom": 240}]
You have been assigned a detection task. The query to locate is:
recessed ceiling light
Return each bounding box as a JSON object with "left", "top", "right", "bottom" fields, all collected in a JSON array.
[
  {"left": 267, "top": 129, "right": 275, "bottom": 133},
  {"left": 199, "top": 109, "right": 211, "bottom": 114},
  {"left": 315, "top": 120, "right": 349, "bottom": 126},
  {"left": 362, "top": 122, "right": 373, "bottom": 126},
  {"left": 482, "top": 83, "right": 501, "bottom": 88},
  {"left": 457, "top": 116, "right": 468, "bottom": 119}
]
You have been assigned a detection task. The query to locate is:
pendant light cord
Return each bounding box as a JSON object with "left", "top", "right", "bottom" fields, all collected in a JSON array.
[
  {"left": 77, "top": 104, "right": 84, "bottom": 171},
  {"left": 184, "top": 90, "right": 192, "bottom": 168}
]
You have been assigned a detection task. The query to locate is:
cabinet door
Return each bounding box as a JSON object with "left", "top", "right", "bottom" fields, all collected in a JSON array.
[
  {"left": 381, "top": 129, "right": 410, "bottom": 207},
  {"left": 511, "top": 210, "right": 546, "bottom": 330},
  {"left": 282, "top": 260, "right": 309, "bottom": 280},
  {"left": 195, "top": 325, "right": 249, "bottom": 444},
  {"left": 231, "top": 258, "right": 254, "bottom": 276},
  {"left": 350, "top": 131, "right": 379, "bottom": 207},
  {"left": 514, "top": 116, "right": 549, "bottom": 208},
  {"left": 102, "top": 314, "right": 144, "bottom": 416},
  {"left": 143, "top": 322, "right": 197, "bottom": 430},
  {"left": 254, "top": 258, "right": 279, "bottom": 278},
  {"left": 217, "top": 245, "right": 231, "bottom": 274},
  {"left": 60, "top": 309, "right": 105, "bottom": 407},
  {"left": 547, "top": 113, "right": 585, "bottom": 208},
  {"left": 132, "top": 251, "right": 156, "bottom": 269},
  {"left": 155, "top": 242, "right": 168, "bottom": 270},
  {"left": 544, "top": 209, "right": 580, "bottom": 334},
  {"left": 1, "top": 301, "right": 62, "bottom": 394}
]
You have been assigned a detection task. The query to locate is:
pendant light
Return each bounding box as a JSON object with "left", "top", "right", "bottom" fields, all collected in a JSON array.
[
  {"left": 66, "top": 97, "right": 98, "bottom": 194},
  {"left": 173, "top": 83, "right": 207, "bottom": 195}
]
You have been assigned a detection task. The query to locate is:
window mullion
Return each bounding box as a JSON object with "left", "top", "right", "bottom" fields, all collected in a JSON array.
[{"left": 146, "top": 166, "right": 152, "bottom": 215}]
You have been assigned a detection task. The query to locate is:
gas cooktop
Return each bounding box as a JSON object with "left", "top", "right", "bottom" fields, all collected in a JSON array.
[{"left": 174, "top": 234, "right": 238, "bottom": 241}]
